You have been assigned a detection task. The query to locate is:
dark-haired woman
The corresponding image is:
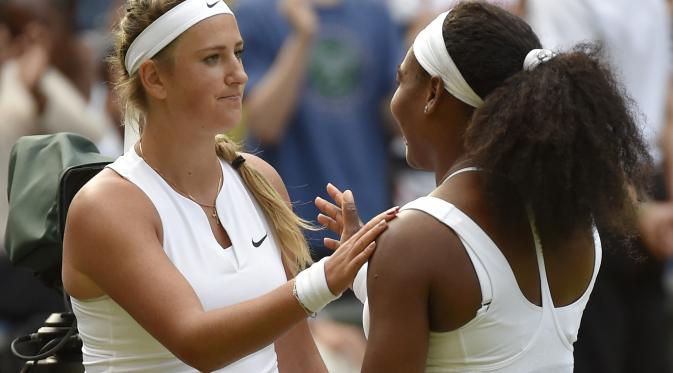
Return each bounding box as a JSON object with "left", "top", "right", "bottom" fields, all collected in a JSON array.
[{"left": 316, "top": 2, "right": 651, "bottom": 371}]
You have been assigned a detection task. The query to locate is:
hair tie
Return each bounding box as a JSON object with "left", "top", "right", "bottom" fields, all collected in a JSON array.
[
  {"left": 523, "top": 49, "right": 557, "bottom": 71},
  {"left": 231, "top": 155, "right": 246, "bottom": 170}
]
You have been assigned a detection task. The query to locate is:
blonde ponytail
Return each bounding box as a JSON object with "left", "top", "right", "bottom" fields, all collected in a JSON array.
[{"left": 215, "top": 135, "right": 314, "bottom": 276}]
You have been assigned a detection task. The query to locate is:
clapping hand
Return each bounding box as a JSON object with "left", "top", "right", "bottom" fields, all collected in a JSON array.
[
  {"left": 16, "top": 22, "right": 50, "bottom": 91},
  {"left": 279, "top": 0, "right": 318, "bottom": 38}
]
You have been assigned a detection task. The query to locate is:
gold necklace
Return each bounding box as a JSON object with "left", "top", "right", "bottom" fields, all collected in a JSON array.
[{"left": 138, "top": 141, "right": 223, "bottom": 226}]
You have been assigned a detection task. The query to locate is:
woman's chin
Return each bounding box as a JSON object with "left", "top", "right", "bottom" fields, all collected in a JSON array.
[
  {"left": 405, "top": 151, "right": 432, "bottom": 172},
  {"left": 405, "top": 152, "right": 422, "bottom": 170},
  {"left": 214, "top": 117, "right": 241, "bottom": 134}
]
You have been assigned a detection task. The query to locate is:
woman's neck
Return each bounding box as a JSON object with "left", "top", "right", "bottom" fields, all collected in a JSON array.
[
  {"left": 435, "top": 156, "right": 477, "bottom": 186},
  {"left": 137, "top": 114, "right": 222, "bottom": 199}
]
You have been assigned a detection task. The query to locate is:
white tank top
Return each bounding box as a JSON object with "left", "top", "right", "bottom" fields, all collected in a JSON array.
[
  {"left": 363, "top": 168, "right": 602, "bottom": 372},
  {"left": 71, "top": 148, "right": 287, "bottom": 373}
]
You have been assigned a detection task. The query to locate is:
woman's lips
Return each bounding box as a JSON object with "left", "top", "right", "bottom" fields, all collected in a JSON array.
[{"left": 219, "top": 95, "right": 241, "bottom": 101}]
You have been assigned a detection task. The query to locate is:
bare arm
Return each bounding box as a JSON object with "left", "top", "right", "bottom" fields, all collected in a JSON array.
[
  {"left": 244, "top": 0, "right": 316, "bottom": 145},
  {"left": 63, "top": 174, "right": 311, "bottom": 372},
  {"left": 361, "top": 213, "right": 431, "bottom": 373},
  {"left": 63, "top": 168, "right": 389, "bottom": 372},
  {"left": 275, "top": 318, "right": 325, "bottom": 373}
]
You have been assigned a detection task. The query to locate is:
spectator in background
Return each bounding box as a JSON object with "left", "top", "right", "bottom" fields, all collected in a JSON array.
[
  {"left": 381, "top": 0, "right": 521, "bottom": 44},
  {"left": 74, "top": 0, "right": 115, "bottom": 31},
  {"left": 522, "top": 0, "right": 673, "bottom": 372},
  {"left": 0, "top": 0, "right": 111, "bottom": 254},
  {"left": 235, "top": 0, "right": 402, "bottom": 255},
  {"left": 0, "top": 0, "right": 111, "bottom": 370},
  {"left": 77, "top": 0, "right": 127, "bottom": 157}
]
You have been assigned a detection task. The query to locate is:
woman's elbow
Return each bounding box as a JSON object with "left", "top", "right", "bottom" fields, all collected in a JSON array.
[{"left": 172, "top": 334, "right": 239, "bottom": 372}]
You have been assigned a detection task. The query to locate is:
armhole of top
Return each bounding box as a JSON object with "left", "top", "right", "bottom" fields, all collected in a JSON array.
[
  {"left": 400, "top": 197, "right": 494, "bottom": 311},
  {"left": 105, "top": 160, "right": 166, "bottom": 247},
  {"left": 583, "top": 227, "right": 603, "bottom": 298}
]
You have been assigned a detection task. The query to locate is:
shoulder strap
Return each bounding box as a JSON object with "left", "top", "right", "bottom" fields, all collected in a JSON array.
[
  {"left": 401, "top": 197, "right": 493, "bottom": 308},
  {"left": 441, "top": 167, "right": 481, "bottom": 184},
  {"left": 525, "top": 206, "right": 553, "bottom": 307}
]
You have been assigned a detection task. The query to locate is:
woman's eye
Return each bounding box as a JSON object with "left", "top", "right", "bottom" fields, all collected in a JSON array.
[
  {"left": 234, "top": 49, "right": 244, "bottom": 60},
  {"left": 204, "top": 54, "right": 220, "bottom": 64}
]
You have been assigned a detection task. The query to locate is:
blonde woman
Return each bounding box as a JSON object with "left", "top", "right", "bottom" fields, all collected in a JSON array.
[{"left": 61, "top": 1, "right": 394, "bottom": 372}]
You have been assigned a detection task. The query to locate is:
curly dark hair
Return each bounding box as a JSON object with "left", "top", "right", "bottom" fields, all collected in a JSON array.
[{"left": 444, "top": 1, "right": 652, "bottom": 243}]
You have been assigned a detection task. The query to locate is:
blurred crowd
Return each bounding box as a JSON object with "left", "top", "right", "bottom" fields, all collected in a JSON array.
[{"left": 0, "top": 0, "right": 672, "bottom": 372}]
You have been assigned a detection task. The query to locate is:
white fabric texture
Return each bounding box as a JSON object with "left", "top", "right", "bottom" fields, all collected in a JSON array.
[
  {"left": 351, "top": 262, "right": 368, "bottom": 304},
  {"left": 412, "top": 11, "right": 484, "bottom": 108},
  {"left": 125, "top": 0, "right": 234, "bottom": 74},
  {"left": 361, "top": 171, "right": 602, "bottom": 372},
  {"left": 71, "top": 148, "right": 287, "bottom": 372},
  {"left": 525, "top": 0, "right": 671, "bottom": 163},
  {"left": 294, "top": 256, "right": 340, "bottom": 313}
]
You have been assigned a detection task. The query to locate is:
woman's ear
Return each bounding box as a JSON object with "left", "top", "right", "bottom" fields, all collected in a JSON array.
[
  {"left": 424, "top": 76, "right": 445, "bottom": 115},
  {"left": 138, "top": 60, "right": 168, "bottom": 101}
]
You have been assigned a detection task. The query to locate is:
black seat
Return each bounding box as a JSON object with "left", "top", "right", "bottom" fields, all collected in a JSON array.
[{"left": 58, "top": 162, "right": 111, "bottom": 242}]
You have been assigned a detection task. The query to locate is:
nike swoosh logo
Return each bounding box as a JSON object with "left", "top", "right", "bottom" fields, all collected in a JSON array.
[
  {"left": 252, "top": 234, "right": 267, "bottom": 248},
  {"left": 206, "top": 0, "right": 219, "bottom": 8}
]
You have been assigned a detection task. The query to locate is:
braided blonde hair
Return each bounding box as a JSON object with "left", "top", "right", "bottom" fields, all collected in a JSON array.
[{"left": 215, "top": 136, "right": 313, "bottom": 274}]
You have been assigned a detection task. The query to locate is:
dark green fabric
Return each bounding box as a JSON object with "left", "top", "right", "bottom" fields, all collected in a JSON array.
[{"left": 5, "top": 133, "right": 112, "bottom": 273}]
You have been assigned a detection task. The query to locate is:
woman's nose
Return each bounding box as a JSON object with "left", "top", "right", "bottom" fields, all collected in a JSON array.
[{"left": 226, "top": 63, "right": 248, "bottom": 86}]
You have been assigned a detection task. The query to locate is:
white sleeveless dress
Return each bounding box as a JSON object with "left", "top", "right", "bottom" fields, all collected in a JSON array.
[
  {"left": 361, "top": 168, "right": 602, "bottom": 372},
  {"left": 71, "top": 148, "right": 287, "bottom": 372}
]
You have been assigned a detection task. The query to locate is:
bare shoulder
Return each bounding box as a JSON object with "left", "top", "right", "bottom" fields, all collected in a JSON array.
[
  {"left": 239, "top": 152, "right": 282, "bottom": 186},
  {"left": 239, "top": 152, "right": 289, "bottom": 201},
  {"left": 73, "top": 168, "right": 140, "bottom": 200},
  {"left": 370, "top": 209, "right": 467, "bottom": 283},
  {"left": 363, "top": 210, "right": 466, "bottom": 372},
  {"left": 67, "top": 168, "right": 158, "bottom": 228},
  {"left": 368, "top": 207, "right": 482, "bottom": 332},
  {"left": 64, "top": 168, "right": 161, "bottom": 273}
]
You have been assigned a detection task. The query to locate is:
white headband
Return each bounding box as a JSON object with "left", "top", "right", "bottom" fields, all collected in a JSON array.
[
  {"left": 412, "top": 11, "right": 484, "bottom": 108},
  {"left": 125, "top": 0, "right": 234, "bottom": 75}
]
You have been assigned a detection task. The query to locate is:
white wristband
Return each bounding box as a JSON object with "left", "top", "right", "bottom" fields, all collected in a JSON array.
[
  {"left": 352, "top": 262, "right": 368, "bottom": 304},
  {"left": 294, "top": 257, "right": 340, "bottom": 313}
]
